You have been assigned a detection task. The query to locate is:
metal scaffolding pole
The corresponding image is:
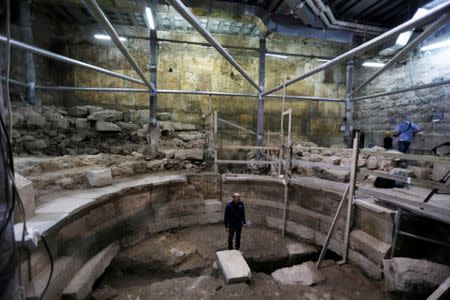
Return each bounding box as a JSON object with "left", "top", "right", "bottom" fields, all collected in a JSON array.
[
  {"left": 344, "top": 60, "right": 354, "bottom": 148},
  {"left": 353, "top": 79, "right": 450, "bottom": 101},
  {"left": 82, "top": 0, "right": 154, "bottom": 90},
  {"left": 5, "top": 79, "right": 345, "bottom": 102},
  {"left": 6, "top": 80, "right": 345, "bottom": 102},
  {"left": 262, "top": 1, "right": 450, "bottom": 97},
  {"left": 149, "top": 0, "right": 158, "bottom": 153},
  {"left": 18, "top": 0, "right": 36, "bottom": 105},
  {"left": 0, "top": 36, "right": 147, "bottom": 86},
  {"left": 165, "top": 0, "right": 260, "bottom": 91},
  {"left": 352, "top": 14, "right": 450, "bottom": 95},
  {"left": 256, "top": 36, "right": 266, "bottom": 155}
]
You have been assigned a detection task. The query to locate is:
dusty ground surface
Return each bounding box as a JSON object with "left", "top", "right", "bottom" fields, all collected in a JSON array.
[{"left": 91, "top": 224, "right": 388, "bottom": 300}]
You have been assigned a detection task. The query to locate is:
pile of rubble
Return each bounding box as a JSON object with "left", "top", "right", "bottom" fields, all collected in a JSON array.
[
  {"left": 7, "top": 103, "right": 207, "bottom": 156},
  {"left": 292, "top": 143, "right": 446, "bottom": 183}
]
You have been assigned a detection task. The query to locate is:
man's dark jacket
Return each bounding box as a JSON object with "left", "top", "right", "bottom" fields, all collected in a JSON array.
[{"left": 224, "top": 201, "right": 246, "bottom": 228}]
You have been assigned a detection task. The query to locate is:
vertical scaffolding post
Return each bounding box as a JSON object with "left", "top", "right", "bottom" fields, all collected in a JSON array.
[
  {"left": 256, "top": 36, "right": 266, "bottom": 159},
  {"left": 344, "top": 60, "right": 354, "bottom": 147},
  {"left": 149, "top": 0, "right": 158, "bottom": 153},
  {"left": 341, "top": 132, "right": 360, "bottom": 264},
  {"left": 18, "top": 0, "right": 36, "bottom": 105},
  {"left": 213, "top": 111, "right": 218, "bottom": 173}
]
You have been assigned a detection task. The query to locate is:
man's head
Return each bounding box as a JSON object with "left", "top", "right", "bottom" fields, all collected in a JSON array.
[{"left": 232, "top": 192, "right": 241, "bottom": 203}]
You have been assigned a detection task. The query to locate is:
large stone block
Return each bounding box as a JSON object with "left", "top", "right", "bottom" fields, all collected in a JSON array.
[
  {"left": 86, "top": 168, "right": 113, "bottom": 187},
  {"left": 87, "top": 109, "right": 123, "bottom": 122},
  {"left": 271, "top": 261, "right": 325, "bottom": 286},
  {"left": 63, "top": 242, "right": 120, "bottom": 300},
  {"left": 204, "top": 199, "right": 222, "bottom": 214},
  {"left": 95, "top": 121, "right": 121, "bottom": 132},
  {"left": 173, "top": 149, "right": 204, "bottom": 160},
  {"left": 383, "top": 258, "right": 450, "bottom": 294},
  {"left": 14, "top": 174, "right": 35, "bottom": 221},
  {"left": 216, "top": 250, "right": 252, "bottom": 283},
  {"left": 350, "top": 229, "right": 390, "bottom": 266}
]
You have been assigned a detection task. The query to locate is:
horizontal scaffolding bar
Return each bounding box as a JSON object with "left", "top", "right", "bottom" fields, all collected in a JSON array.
[
  {"left": 0, "top": 36, "right": 146, "bottom": 86},
  {"left": 215, "top": 159, "right": 278, "bottom": 165},
  {"left": 166, "top": 0, "right": 260, "bottom": 91},
  {"left": 262, "top": 1, "right": 450, "bottom": 96},
  {"left": 353, "top": 79, "right": 450, "bottom": 101},
  {"left": 133, "top": 37, "right": 334, "bottom": 60},
  {"left": 82, "top": 0, "right": 153, "bottom": 90},
  {"left": 6, "top": 80, "right": 342, "bottom": 102},
  {"left": 221, "top": 145, "right": 280, "bottom": 151},
  {"left": 398, "top": 230, "right": 450, "bottom": 248}
]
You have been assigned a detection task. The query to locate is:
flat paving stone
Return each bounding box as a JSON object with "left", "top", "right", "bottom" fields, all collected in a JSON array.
[{"left": 216, "top": 250, "right": 252, "bottom": 283}]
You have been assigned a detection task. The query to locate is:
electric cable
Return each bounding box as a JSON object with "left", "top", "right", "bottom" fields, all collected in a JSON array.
[
  {"left": 39, "top": 236, "right": 54, "bottom": 300},
  {"left": 408, "top": 52, "right": 426, "bottom": 104},
  {"left": 5, "top": 0, "right": 13, "bottom": 143}
]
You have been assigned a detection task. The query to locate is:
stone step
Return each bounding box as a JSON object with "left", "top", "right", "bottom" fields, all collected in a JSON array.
[
  {"left": 349, "top": 229, "right": 391, "bottom": 266},
  {"left": 63, "top": 242, "right": 120, "bottom": 300},
  {"left": 26, "top": 256, "right": 81, "bottom": 300}
]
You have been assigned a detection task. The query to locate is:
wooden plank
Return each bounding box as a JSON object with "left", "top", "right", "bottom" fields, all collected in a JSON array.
[
  {"left": 358, "top": 169, "right": 450, "bottom": 193},
  {"left": 215, "top": 160, "right": 278, "bottom": 165},
  {"left": 360, "top": 150, "right": 450, "bottom": 164},
  {"left": 221, "top": 145, "right": 281, "bottom": 151},
  {"left": 357, "top": 186, "right": 450, "bottom": 224}
]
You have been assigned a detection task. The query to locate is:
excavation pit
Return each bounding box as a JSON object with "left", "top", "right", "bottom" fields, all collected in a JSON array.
[{"left": 91, "top": 224, "right": 386, "bottom": 300}]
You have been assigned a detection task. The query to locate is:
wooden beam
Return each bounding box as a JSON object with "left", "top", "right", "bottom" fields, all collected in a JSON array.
[
  {"left": 221, "top": 145, "right": 280, "bottom": 151},
  {"left": 357, "top": 186, "right": 450, "bottom": 224},
  {"left": 358, "top": 169, "right": 450, "bottom": 193},
  {"left": 215, "top": 160, "right": 278, "bottom": 165}
]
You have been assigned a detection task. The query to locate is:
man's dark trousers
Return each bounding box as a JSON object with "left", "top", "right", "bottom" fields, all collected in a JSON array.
[{"left": 228, "top": 226, "right": 242, "bottom": 250}]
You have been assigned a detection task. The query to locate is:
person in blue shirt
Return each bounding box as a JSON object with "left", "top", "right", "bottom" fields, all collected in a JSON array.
[
  {"left": 394, "top": 115, "right": 420, "bottom": 153},
  {"left": 224, "top": 193, "right": 247, "bottom": 250}
]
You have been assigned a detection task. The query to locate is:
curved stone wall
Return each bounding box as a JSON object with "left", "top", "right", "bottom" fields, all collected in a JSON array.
[{"left": 17, "top": 173, "right": 393, "bottom": 299}]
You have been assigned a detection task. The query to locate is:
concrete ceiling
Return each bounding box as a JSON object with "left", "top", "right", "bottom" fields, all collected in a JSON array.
[{"left": 29, "top": 0, "right": 432, "bottom": 43}]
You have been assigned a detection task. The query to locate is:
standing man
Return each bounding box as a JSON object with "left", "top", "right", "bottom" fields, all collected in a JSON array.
[
  {"left": 224, "top": 193, "right": 247, "bottom": 250},
  {"left": 394, "top": 115, "right": 420, "bottom": 153}
]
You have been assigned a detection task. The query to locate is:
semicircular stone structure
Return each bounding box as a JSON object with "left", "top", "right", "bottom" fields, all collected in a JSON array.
[{"left": 16, "top": 173, "right": 394, "bottom": 299}]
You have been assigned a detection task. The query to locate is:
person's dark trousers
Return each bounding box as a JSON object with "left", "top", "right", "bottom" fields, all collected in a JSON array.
[
  {"left": 398, "top": 141, "right": 411, "bottom": 153},
  {"left": 228, "top": 226, "right": 242, "bottom": 250}
]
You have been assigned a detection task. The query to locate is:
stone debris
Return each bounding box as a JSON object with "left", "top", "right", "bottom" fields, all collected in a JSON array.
[
  {"left": 271, "top": 261, "right": 325, "bottom": 286},
  {"left": 383, "top": 257, "right": 450, "bottom": 294},
  {"left": 169, "top": 248, "right": 185, "bottom": 257},
  {"left": 86, "top": 168, "right": 113, "bottom": 187},
  {"left": 216, "top": 250, "right": 252, "bottom": 283}
]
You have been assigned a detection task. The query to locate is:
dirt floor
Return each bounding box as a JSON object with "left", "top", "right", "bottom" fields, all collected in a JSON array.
[{"left": 91, "top": 224, "right": 388, "bottom": 300}]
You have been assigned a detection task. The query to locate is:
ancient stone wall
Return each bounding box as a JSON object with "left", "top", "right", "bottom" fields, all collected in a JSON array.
[
  {"left": 353, "top": 48, "right": 450, "bottom": 152},
  {"left": 55, "top": 25, "right": 348, "bottom": 146}
]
